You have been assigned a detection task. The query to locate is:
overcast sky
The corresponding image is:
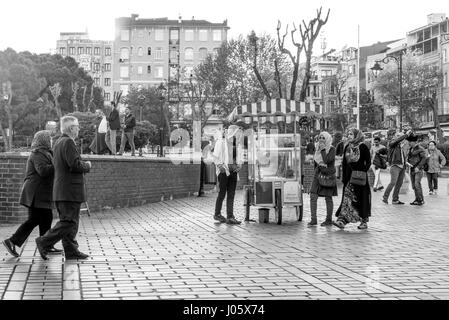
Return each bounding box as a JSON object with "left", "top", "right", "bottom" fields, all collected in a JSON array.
[{"left": 1, "top": 0, "right": 447, "bottom": 55}]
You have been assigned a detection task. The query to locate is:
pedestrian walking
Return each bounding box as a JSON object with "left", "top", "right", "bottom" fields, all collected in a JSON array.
[
  {"left": 334, "top": 128, "right": 372, "bottom": 230},
  {"left": 425, "top": 140, "right": 446, "bottom": 195},
  {"left": 212, "top": 124, "right": 243, "bottom": 225},
  {"left": 406, "top": 134, "right": 428, "bottom": 205},
  {"left": 107, "top": 102, "right": 121, "bottom": 155},
  {"left": 2, "top": 130, "right": 62, "bottom": 258},
  {"left": 35, "top": 116, "right": 92, "bottom": 260},
  {"left": 89, "top": 109, "right": 110, "bottom": 155},
  {"left": 371, "top": 136, "right": 387, "bottom": 192},
  {"left": 118, "top": 107, "right": 136, "bottom": 156},
  {"left": 307, "top": 131, "right": 338, "bottom": 227},
  {"left": 382, "top": 129, "right": 413, "bottom": 205}
]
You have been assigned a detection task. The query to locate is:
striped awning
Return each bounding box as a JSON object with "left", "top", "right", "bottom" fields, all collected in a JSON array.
[{"left": 228, "top": 99, "right": 323, "bottom": 125}]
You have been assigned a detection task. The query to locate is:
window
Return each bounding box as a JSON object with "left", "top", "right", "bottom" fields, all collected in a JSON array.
[
  {"left": 199, "top": 48, "right": 208, "bottom": 60},
  {"left": 169, "top": 50, "right": 178, "bottom": 63},
  {"left": 170, "top": 29, "right": 179, "bottom": 41},
  {"left": 137, "top": 47, "right": 143, "bottom": 56},
  {"left": 121, "top": 29, "right": 130, "bottom": 41},
  {"left": 59, "top": 47, "right": 66, "bottom": 55},
  {"left": 69, "top": 47, "right": 75, "bottom": 55},
  {"left": 444, "top": 100, "right": 449, "bottom": 114},
  {"left": 104, "top": 78, "right": 111, "bottom": 86},
  {"left": 185, "top": 48, "right": 194, "bottom": 60},
  {"left": 321, "top": 70, "right": 332, "bottom": 78},
  {"left": 349, "top": 65, "right": 356, "bottom": 75},
  {"left": 330, "top": 100, "right": 335, "bottom": 112},
  {"left": 213, "top": 30, "right": 222, "bottom": 41},
  {"left": 120, "top": 85, "right": 129, "bottom": 96},
  {"left": 185, "top": 29, "right": 194, "bottom": 41},
  {"left": 104, "top": 63, "right": 111, "bottom": 72},
  {"left": 137, "top": 66, "right": 143, "bottom": 74},
  {"left": 94, "top": 47, "right": 100, "bottom": 55},
  {"left": 77, "top": 47, "right": 84, "bottom": 55},
  {"left": 147, "top": 65, "right": 151, "bottom": 74},
  {"left": 94, "top": 77, "right": 100, "bottom": 86},
  {"left": 104, "top": 92, "right": 110, "bottom": 101},
  {"left": 155, "top": 66, "right": 163, "bottom": 78},
  {"left": 330, "top": 82, "right": 335, "bottom": 94},
  {"left": 155, "top": 29, "right": 164, "bottom": 41},
  {"left": 213, "top": 48, "right": 219, "bottom": 57},
  {"left": 120, "top": 66, "right": 129, "bottom": 78},
  {"left": 147, "top": 47, "right": 151, "bottom": 56},
  {"left": 94, "top": 63, "right": 100, "bottom": 71},
  {"left": 120, "top": 47, "right": 129, "bottom": 60},
  {"left": 444, "top": 72, "right": 448, "bottom": 87},
  {"left": 443, "top": 49, "right": 447, "bottom": 63},
  {"left": 199, "top": 29, "right": 208, "bottom": 41},
  {"left": 104, "top": 47, "right": 111, "bottom": 56},
  {"left": 155, "top": 47, "right": 163, "bottom": 60},
  {"left": 184, "top": 66, "right": 194, "bottom": 78},
  {"left": 424, "top": 27, "right": 431, "bottom": 40},
  {"left": 86, "top": 47, "right": 92, "bottom": 55}
]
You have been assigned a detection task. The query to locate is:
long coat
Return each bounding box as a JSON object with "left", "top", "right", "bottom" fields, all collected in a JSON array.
[
  {"left": 52, "top": 134, "right": 91, "bottom": 203},
  {"left": 309, "top": 146, "right": 338, "bottom": 197},
  {"left": 19, "top": 148, "right": 54, "bottom": 209},
  {"left": 336, "top": 143, "right": 372, "bottom": 219}
]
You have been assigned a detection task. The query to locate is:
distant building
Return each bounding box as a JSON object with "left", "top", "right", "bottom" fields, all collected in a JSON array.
[{"left": 56, "top": 32, "right": 114, "bottom": 104}]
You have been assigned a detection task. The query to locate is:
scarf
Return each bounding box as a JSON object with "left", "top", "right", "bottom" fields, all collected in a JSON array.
[
  {"left": 347, "top": 128, "right": 364, "bottom": 163},
  {"left": 313, "top": 131, "right": 332, "bottom": 165},
  {"left": 31, "top": 130, "right": 52, "bottom": 152}
]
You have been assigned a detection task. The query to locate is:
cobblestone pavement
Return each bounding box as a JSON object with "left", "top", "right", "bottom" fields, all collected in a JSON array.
[{"left": 1, "top": 171, "right": 449, "bottom": 300}]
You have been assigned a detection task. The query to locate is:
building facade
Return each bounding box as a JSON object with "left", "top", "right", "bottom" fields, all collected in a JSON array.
[
  {"left": 112, "top": 15, "right": 229, "bottom": 101},
  {"left": 56, "top": 32, "right": 114, "bottom": 104}
]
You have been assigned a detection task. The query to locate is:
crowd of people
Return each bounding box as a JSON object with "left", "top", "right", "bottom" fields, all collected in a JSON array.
[{"left": 2, "top": 115, "right": 448, "bottom": 259}]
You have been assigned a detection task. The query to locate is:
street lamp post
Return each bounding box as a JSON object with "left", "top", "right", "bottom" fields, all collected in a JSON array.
[
  {"left": 370, "top": 50, "right": 404, "bottom": 131},
  {"left": 158, "top": 83, "right": 167, "bottom": 157}
]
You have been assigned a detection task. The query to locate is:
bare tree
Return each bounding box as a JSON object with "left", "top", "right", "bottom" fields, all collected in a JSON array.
[
  {"left": 48, "top": 83, "right": 63, "bottom": 119},
  {"left": 71, "top": 82, "right": 79, "bottom": 112},
  {"left": 248, "top": 31, "right": 272, "bottom": 99}
]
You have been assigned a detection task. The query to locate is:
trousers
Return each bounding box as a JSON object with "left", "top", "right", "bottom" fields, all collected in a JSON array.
[
  {"left": 10, "top": 207, "right": 53, "bottom": 247},
  {"left": 310, "top": 193, "right": 333, "bottom": 222},
  {"left": 215, "top": 171, "right": 238, "bottom": 218},
  {"left": 383, "top": 165, "right": 405, "bottom": 202}
]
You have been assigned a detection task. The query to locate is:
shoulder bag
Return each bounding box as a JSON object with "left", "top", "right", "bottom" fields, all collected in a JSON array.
[
  {"left": 317, "top": 173, "right": 337, "bottom": 187},
  {"left": 350, "top": 170, "right": 367, "bottom": 186}
]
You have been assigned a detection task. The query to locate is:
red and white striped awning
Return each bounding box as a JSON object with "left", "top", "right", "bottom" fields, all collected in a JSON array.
[{"left": 228, "top": 99, "right": 323, "bottom": 125}]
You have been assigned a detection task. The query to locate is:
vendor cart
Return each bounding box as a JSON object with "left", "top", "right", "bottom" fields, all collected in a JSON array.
[{"left": 228, "top": 98, "right": 322, "bottom": 225}]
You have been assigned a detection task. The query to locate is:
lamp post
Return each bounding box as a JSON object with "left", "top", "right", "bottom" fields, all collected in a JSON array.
[
  {"left": 157, "top": 83, "right": 167, "bottom": 157},
  {"left": 370, "top": 50, "right": 404, "bottom": 132}
]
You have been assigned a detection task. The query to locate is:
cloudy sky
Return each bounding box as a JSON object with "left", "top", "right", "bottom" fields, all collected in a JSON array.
[{"left": 0, "top": 0, "right": 447, "bottom": 55}]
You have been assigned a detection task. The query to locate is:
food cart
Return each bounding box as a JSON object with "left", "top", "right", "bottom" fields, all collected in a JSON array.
[{"left": 228, "top": 98, "right": 322, "bottom": 225}]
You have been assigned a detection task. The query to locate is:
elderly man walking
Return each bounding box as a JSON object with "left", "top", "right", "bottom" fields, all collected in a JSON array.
[{"left": 35, "top": 116, "right": 92, "bottom": 260}]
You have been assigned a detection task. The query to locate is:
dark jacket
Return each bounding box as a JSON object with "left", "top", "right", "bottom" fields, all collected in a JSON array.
[
  {"left": 107, "top": 108, "right": 121, "bottom": 130},
  {"left": 407, "top": 144, "right": 427, "bottom": 170},
  {"left": 388, "top": 133, "right": 408, "bottom": 166},
  {"left": 52, "top": 134, "right": 91, "bottom": 202},
  {"left": 309, "top": 146, "right": 338, "bottom": 197},
  {"left": 19, "top": 148, "right": 54, "bottom": 209},
  {"left": 123, "top": 113, "right": 136, "bottom": 132}
]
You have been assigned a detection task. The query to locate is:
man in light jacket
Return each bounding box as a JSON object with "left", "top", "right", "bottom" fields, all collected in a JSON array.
[{"left": 212, "top": 124, "right": 244, "bottom": 225}]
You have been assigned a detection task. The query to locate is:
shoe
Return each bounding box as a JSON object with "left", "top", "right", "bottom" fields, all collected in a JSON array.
[
  {"left": 2, "top": 239, "right": 19, "bottom": 258},
  {"left": 65, "top": 252, "right": 89, "bottom": 260},
  {"left": 307, "top": 221, "right": 317, "bottom": 227},
  {"left": 415, "top": 200, "right": 424, "bottom": 206},
  {"left": 47, "top": 246, "right": 63, "bottom": 254},
  {"left": 226, "top": 217, "right": 241, "bottom": 225},
  {"left": 333, "top": 220, "right": 345, "bottom": 229},
  {"left": 213, "top": 214, "right": 227, "bottom": 223},
  {"left": 392, "top": 200, "right": 404, "bottom": 205},
  {"left": 377, "top": 186, "right": 384, "bottom": 191},
  {"left": 357, "top": 222, "right": 368, "bottom": 230},
  {"left": 35, "top": 238, "right": 48, "bottom": 260},
  {"left": 429, "top": 191, "right": 434, "bottom": 195},
  {"left": 410, "top": 200, "right": 419, "bottom": 205},
  {"left": 373, "top": 187, "right": 377, "bottom": 192},
  {"left": 382, "top": 199, "right": 388, "bottom": 204},
  {"left": 320, "top": 220, "right": 333, "bottom": 227}
]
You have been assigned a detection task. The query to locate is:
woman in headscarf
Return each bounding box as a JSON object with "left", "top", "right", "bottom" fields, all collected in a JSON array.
[
  {"left": 308, "top": 131, "right": 338, "bottom": 227},
  {"left": 334, "top": 128, "right": 372, "bottom": 230},
  {"left": 2, "top": 130, "right": 62, "bottom": 258}
]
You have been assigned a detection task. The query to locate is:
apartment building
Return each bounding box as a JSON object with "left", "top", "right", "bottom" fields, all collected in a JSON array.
[
  {"left": 113, "top": 14, "right": 229, "bottom": 101},
  {"left": 56, "top": 32, "right": 114, "bottom": 103}
]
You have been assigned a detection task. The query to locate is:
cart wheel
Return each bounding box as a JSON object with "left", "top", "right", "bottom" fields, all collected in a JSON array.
[
  {"left": 275, "top": 189, "right": 282, "bottom": 225},
  {"left": 296, "top": 205, "right": 303, "bottom": 222}
]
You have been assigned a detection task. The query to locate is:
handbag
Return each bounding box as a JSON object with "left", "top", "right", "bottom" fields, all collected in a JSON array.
[
  {"left": 317, "top": 173, "right": 336, "bottom": 187},
  {"left": 350, "top": 170, "right": 367, "bottom": 186}
]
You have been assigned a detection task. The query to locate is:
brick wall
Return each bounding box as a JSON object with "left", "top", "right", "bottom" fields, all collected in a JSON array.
[{"left": 1, "top": 153, "right": 201, "bottom": 224}]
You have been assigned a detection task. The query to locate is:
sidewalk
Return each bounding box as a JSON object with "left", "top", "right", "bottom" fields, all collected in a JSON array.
[{"left": 1, "top": 172, "right": 449, "bottom": 300}]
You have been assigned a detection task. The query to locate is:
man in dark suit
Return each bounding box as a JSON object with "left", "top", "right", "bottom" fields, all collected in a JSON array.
[
  {"left": 107, "top": 102, "right": 121, "bottom": 155},
  {"left": 35, "top": 116, "right": 92, "bottom": 260},
  {"left": 118, "top": 107, "right": 136, "bottom": 156}
]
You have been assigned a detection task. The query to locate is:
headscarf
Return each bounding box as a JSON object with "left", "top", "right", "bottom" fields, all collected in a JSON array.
[
  {"left": 313, "top": 131, "right": 332, "bottom": 165},
  {"left": 31, "top": 130, "right": 52, "bottom": 151},
  {"left": 347, "top": 128, "right": 364, "bottom": 163}
]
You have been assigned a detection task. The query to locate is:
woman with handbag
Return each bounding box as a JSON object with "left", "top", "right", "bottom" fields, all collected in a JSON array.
[
  {"left": 334, "top": 128, "right": 372, "bottom": 230},
  {"left": 308, "top": 131, "right": 338, "bottom": 227}
]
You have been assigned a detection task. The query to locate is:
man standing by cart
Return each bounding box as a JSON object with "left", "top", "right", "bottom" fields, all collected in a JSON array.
[{"left": 212, "top": 124, "right": 243, "bottom": 225}]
